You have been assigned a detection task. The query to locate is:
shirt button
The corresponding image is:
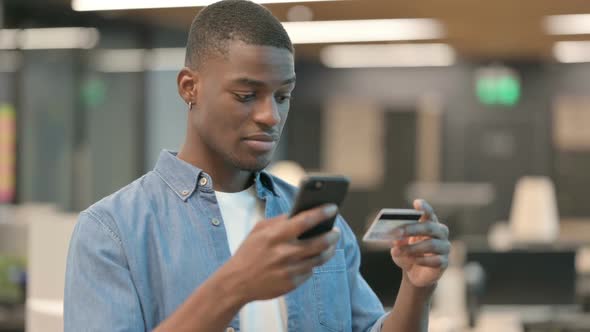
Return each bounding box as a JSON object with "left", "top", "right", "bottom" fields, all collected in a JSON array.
[
  {"left": 181, "top": 190, "right": 189, "bottom": 196},
  {"left": 199, "top": 177, "right": 208, "bottom": 186},
  {"left": 226, "top": 328, "right": 235, "bottom": 332},
  {"left": 211, "top": 218, "right": 221, "bottom": 226}
]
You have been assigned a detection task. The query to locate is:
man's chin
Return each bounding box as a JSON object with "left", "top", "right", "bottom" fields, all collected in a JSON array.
[{"left": 233, "top": 154, "right": 273, "bottom": 172}]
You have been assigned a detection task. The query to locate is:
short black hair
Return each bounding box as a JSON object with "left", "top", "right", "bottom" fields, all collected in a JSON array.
[{"left": 185, "top": 0, "right": 294, "bottom": 68}]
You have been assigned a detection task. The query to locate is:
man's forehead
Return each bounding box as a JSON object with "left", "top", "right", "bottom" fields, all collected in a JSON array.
[
  {"left": 226, "top": 41, "right": 294, "bottom": 69},
  {"left": 217, "top": 43, "right": 295, "bottom": 86},
  {"left": 229, "top": 75, "right": 296, "bottom": 89}
]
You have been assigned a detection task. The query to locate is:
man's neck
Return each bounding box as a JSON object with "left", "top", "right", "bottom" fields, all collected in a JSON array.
[{"left": 178, "top": 138, "right": 254, "bottom": 193}]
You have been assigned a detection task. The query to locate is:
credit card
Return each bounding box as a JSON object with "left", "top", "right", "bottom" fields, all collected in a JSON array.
[{"left": 362, "top": 209, "right": 423, "bottom": 243}]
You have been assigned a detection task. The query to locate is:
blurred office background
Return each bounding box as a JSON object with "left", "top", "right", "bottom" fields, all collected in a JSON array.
[{"left": 1, "top": 0, "right": 590, "bottom": 331}]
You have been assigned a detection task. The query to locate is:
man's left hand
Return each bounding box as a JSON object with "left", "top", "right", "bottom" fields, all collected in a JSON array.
[{"left": 390, "top": 199, "right": 451, "bottom": 288}]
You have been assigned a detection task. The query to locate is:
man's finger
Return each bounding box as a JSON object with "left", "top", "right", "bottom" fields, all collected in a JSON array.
[
  {"left": 396, "top": 221, "right": 449, "bottom": 240},
  {"left": 413, "top": 199, "right": 439, "bottom": 223},
  {"left": 291, "top": 228, "right": 340, "bottom": 260},
  {"left": 288, "top": 245, "right": 336, "bottom": 276},
  {"left": 392, "top": 238, "right": 412, "bottom": 247},
  {"left": 414, "top": 255, "right": 449, "bottom": 269},
  {"left": 395, "top": 238, "right": 451, "bottom": 256},
  {"left": 282, "top": 204, "right": 338, "bottom": 240},
  {"left": 291, "top": 272, "right": 313, "bottom": 287}
]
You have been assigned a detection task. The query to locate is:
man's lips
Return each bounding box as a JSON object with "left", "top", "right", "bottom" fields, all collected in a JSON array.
[{"left": 242, "top": 133, "right": 279, "bottom": 152}]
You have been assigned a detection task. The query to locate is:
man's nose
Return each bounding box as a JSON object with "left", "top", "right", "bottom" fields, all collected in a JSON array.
[{"left": 253, "top": 97, "right": 281, "bottom": 127}]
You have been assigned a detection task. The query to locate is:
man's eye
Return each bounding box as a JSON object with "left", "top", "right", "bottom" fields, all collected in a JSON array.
[
  {"left": 234, "top": 93, "right": 256, "bottom": 102},
  {"left": 276, "top": 95, "right": 292, "bottom": 103}
]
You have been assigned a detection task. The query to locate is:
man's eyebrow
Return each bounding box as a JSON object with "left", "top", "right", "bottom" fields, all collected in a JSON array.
[
  {"left": 231, "top": 76, "right": 297, "bottom": 87},
  {"left": 281, "top": 76, "right": 297, "bottom": 85}
]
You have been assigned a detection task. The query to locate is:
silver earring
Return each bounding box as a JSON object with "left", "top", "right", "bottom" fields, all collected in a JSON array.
[{"left": 188, "top": 101, "right": 193, "bottom": 111}]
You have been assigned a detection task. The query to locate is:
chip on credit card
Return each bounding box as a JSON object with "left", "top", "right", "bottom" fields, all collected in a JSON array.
[{"left": 362, "top": 209, "right": 423, "bottom": 244}]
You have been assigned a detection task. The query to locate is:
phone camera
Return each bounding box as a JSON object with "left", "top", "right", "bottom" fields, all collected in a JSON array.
[{"left": 314, "top": 181, "right": 324, "bottom": 190}]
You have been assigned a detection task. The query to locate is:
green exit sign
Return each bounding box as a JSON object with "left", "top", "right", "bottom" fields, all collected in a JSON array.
[{"left": 475, "top": 66, "right": 520, "bottom": 106}]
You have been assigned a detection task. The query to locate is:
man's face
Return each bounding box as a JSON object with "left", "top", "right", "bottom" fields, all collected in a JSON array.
[{"left": 191, "top": 40, "right": 295, "bottom": 171}]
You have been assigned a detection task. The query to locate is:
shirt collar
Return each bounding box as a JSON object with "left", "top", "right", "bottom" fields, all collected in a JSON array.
[
  {"left": 254, "top": 169, "right": 279, "bottom": 199},
  {"left": 153, "top": 150, "right": 278, "bottom": 201}
]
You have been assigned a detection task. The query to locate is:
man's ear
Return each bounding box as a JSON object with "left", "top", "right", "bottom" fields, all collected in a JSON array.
[{"left": 177, "top": 67, "right": 198, "bottom": 106}]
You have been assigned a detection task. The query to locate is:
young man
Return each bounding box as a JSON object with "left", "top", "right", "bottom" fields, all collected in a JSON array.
[{"left": 64, "top": 1, "right": 451, "bottom": 331}]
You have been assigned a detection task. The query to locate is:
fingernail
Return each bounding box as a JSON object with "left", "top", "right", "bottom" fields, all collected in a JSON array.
[
  {"left": 323, "top": 204, "right": 338, "bottom": 216},
  {"left": 327, "top": 231, "right": 340, "bottom": 243},
  {"left": 321, "top": 247, "right": 335, "bottom": 260}
]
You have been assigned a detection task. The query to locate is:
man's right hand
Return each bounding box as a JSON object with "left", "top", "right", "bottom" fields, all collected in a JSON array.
[{"left": 226, "top": 204, "right": 341, "bottom": 303}]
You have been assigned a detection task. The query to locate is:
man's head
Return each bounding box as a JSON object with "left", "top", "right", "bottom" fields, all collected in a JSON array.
[
  {"left": 177, "top": 0, "right": 295, "bottom": 172},
  {"left": 184, "top": 0, "right": 293, "bottom": 69}
]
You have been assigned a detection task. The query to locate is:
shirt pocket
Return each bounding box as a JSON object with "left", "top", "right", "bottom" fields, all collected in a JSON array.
[{"left": 312, "top": 249, "right": 350, "bottom": 332}]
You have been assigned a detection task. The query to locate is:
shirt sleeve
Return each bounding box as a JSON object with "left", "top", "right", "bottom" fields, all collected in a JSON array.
[
  {"left": 337, "top": 216, "right": 390, "bottom": 332},
  {"left": 64, "top": 211, "right": 145, "bottom": 332}
]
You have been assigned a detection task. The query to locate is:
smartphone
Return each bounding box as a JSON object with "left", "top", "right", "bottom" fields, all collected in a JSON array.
[
  {"left": 289, "top": 175, "right": 350, "bottom": 240},
  {"left": 362, "top": 209, "right": 423, "bottom": 245}
]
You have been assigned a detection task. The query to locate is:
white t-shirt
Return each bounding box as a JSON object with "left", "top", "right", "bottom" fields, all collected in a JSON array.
[{"left": 215, "top": 186, "right": 287, "bottom": 332}]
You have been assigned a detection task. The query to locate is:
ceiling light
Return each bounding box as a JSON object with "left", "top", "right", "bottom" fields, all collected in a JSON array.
[
  {"left": 146, "top": 48, "right": 186, "bottom": 71},
  {"left": 0, "top": 30, "right": 19, "bottom": 50},
  {"left": 544, "top": 14, "right": 590, "bottom": 35},
  {"left": 284, "top": 19, "right": 444, "bottom": 44},
  {"left": 320, "top": 43, "right": 455, "bottom": 68},
  {"left": 20, "top": 28, "right": 99, "bottom": 50},
  {"left": 92, "top": 48, "right": 187, "bottom": 72},
  {"left": 72, "top": 0, "right": 342, "bottom": 11},
  {"left": 553, "top": 41, "right": 590, "bottom": 63},
  {"left": 92, "top": 49, "right": 146, "bottom": 72}
]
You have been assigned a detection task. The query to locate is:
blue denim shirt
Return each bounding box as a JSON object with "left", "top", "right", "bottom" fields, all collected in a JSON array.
[{"left": 64, "top": 150, "right": 388, "bottom": 332}]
